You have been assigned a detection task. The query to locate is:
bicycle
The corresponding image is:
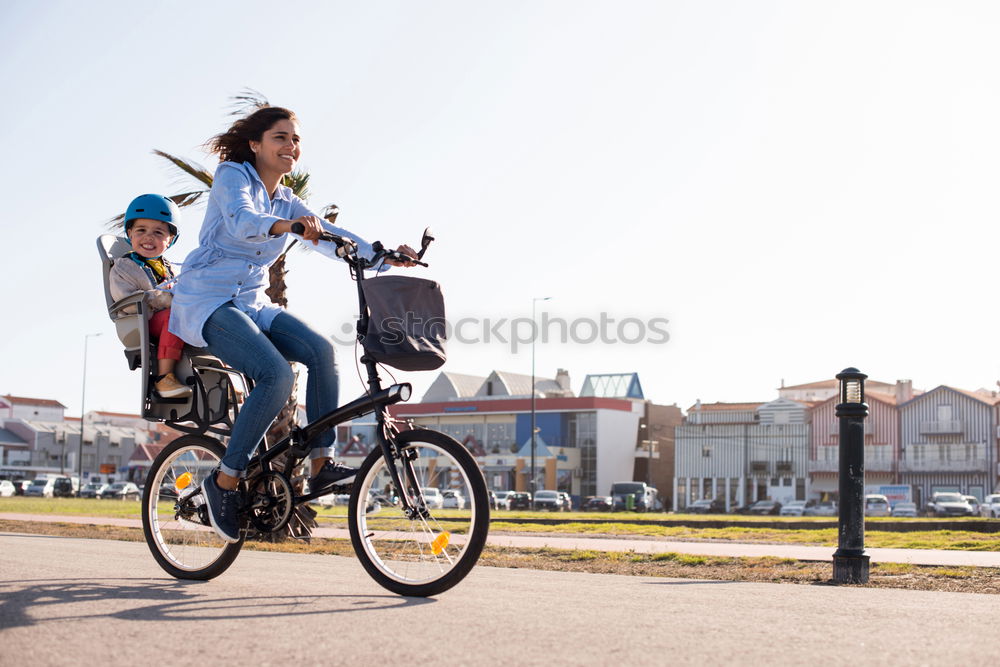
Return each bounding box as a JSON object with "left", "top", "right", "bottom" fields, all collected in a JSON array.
[{"left": 140, "top": 226, "right": 489, "bottom": 597}]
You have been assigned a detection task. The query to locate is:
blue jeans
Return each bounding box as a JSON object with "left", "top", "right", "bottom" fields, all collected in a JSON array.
[{"left": 202, "top": 304, "right": 338, "bottom": 477}]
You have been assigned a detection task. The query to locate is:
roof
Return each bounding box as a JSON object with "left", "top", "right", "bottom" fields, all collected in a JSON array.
[
  {"left": 516, "top": 434, "right": 552, "bottom": 458},
  {"left": 946, "top": 386, "right": 1000, "bottom": 405},
  {"left": 93, "top": 410, "right": 144, "bottom": 419},
  {"left": 686, "top": 402, "right": 764, "bottom": 412},
  {"left": 579, "top": 373, "right": 644, "bottom": 399},
  {"left": 899, "top": 385, "right": 1000, "bottom": 408},
  {"left": 476, "top": 370, "right": 561, "bottom": 398},
  {"left": 865, "top": 390, "right": 898, "bottom": 405},
  {"left": 778, "top": 378, "right": 897, "bottom": 391},
  {"left": 437, "top": 372, "right": 488, "bottom": 399},
  {"left": 0, "top": 395, "right": 67, "bottom": 409}
]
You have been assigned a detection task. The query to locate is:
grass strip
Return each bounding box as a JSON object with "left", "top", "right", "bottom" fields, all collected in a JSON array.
[
  {"left": 3, "top": 519, "right": 998, "bottom": 595},
  {"left": 4, "top": 496, "right": 999, "bottom": 550}
]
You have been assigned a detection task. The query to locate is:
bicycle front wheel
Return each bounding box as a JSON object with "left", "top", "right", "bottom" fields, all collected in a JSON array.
[
  {"left": 141, "top": 434, "right": 243, "bottom": 580},
  {"left": 348, "top": 428, "right": 489, "bottom": 597}
]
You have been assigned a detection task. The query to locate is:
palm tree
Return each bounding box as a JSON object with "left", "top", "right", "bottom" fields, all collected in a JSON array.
[{"left": 114, "top": 91, "right": 340, "bottom": 540}]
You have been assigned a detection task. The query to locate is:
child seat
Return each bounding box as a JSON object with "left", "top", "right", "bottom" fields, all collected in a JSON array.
[{"left": 97, "top": 234, "right": 245, "bottom": 436}]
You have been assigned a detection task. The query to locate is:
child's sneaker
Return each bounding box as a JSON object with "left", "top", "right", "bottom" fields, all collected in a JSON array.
[{"left": 155, "top": 373, "right": 192, "bottom": 398}]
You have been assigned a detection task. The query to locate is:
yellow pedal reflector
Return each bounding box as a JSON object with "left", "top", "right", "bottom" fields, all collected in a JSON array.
[
  {"left": 175, "top": 472, "right": 193, "bottom": 490},
  {"left": 431, "top": 531, "right": 451, "bottom": 555}
]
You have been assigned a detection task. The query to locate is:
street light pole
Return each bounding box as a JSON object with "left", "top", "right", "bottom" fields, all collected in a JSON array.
[
  {"left": 77, "top": 332, "right": 102, "bottom": 492},
  {"left": 833, "top": 367, "right": 870, "bottom": 584},
  {"left": 530, "top": 296, "right": 551, "bottom": 497}
]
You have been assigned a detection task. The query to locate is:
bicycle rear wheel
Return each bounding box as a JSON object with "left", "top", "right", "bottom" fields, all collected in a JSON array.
[
  {"left": 141, "top": 435, "right": 243, "bottom": 580},
  {"left": 348, "top": 428, "right": 489, "bottom": 597}
]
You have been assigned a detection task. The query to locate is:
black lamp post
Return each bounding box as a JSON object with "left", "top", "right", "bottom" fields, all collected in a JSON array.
[{"left": 833, "top": 367, "right": 870, "bottom": 584}]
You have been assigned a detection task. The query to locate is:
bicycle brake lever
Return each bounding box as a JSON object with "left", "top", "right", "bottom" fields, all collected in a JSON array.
[{"left": 388, "top": 251, "right": 427, "bottom": 267}]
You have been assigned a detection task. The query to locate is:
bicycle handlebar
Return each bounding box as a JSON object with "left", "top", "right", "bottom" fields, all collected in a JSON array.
[{"left": 290, "top": 221, "right": 428, "bottom": 267}]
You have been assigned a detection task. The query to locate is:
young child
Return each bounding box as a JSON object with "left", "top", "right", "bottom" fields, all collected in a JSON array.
[{"left": 109, "top": 194, "right": 191, "bottom": 398}]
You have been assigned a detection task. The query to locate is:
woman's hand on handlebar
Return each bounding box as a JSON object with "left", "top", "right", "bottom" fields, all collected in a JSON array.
[
  {"left": 273, "top": 216, "right": 325, "bottom": 244},
  {"left": 386, "top": 244, "right": 419, "bottom": 267}
]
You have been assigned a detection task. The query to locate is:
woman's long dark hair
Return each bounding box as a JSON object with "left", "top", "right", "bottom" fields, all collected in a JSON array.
[{"left": 206, "top": 106, "right": 297, "bottom": 167}]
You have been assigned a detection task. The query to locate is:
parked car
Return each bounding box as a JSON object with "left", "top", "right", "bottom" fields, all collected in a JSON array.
[
  {"left": 748, "top": 500, "right": 782, "bottom": 515},
  {"left": 610, "top": 481, "right": 658, "bottom": 512},
  {"left": 25, "top": 478, "right": 56, "bottom": 498},
  {"left": 52, "top": 477, "right": 78, "bottom": 498},
  {"left": 533, "top": 489, "right": 562, "bottom": 511},
  {"left": 0, "top": 480, "right": 15, "bottom": 497},
  {"left": 582, "top": 495, "right": 613, "bottom": 511},
  {"left": 963, "top": 496, "right": 981, "bottom": 516},
  {"left": 926, "top": 492, "right": 974, "bottom": 517},
  {"left": 803, "top": 501, "right": 837, "bottom": 517},
  {"left": 890, "top": 501, "right": 918, "bottom": 518},
  {"left": 99, "top": 482, "right": 140, "bottom": 500},
  {"left": 442, "top": 490, "right": 466, "bottom": 510},
  {"left": 493, "top": 490, "right": 512, "bottom": 511},
  {"left": 79, "top": 482, "right": 108, "bottom": 499},
  {"left": 419, "top": 487, "right": 444, "bottom": 509},
  {"left": 558, "top": 492, "right": 573, "bottom": 511},
  {"left": 12, "top": 479, "right": 31, "bottom": 495},
  {"left": 780, "top": 500, "right": 815, "bottom": 517},
  {"left": 980, "top": 494, "right": 1000, "bottom": 518},
  {"left": 864, "top": 494, "right": 891, "bottom": 517},
  {"left": 687, "top": 498, "right": 725, "bottom": 514},
  {"left": 509, "top": 492, "right": 532, "bottom": 510}
]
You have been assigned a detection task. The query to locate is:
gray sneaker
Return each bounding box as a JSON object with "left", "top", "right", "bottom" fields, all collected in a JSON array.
[{"left": 202, "top": 473, "right": 242, "bottom": 543}]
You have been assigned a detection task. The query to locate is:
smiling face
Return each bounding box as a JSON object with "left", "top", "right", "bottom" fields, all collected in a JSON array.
[
  {"left": 249, "top": 118, "right": 301, "bottom": 177},
  {"left": 127, "top": 218, "right": 174, "bottom": 258}
]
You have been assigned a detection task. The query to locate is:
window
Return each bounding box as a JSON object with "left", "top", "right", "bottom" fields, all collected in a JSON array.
[
  {"left": 702, "top": 446, "right": 711, "bottom": 457},
  {"left": 937, "top": 405, "right": 952, "bottom": 421}
]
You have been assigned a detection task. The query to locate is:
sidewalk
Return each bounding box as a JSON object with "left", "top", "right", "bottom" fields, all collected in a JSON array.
[{"left": 6, "top": 511, "right": 1000, "bottom": 567}]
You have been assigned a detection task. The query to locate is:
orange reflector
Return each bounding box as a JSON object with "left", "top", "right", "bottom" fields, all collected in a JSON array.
[
  {"left": 175, "top": 472, "right": 193, "bottom": 490},
  {"left": 431, "top": 531, "right": 450, "bottom": 555}
]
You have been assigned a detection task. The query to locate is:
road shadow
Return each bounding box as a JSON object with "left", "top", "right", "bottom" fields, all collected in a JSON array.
[{"left": 0, "top": 577, "right": 433, "bottom": 630}]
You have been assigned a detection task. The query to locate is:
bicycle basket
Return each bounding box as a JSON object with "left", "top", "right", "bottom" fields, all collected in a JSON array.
[{"left": 359, "top": 276, "right": 447, "bottom": 371}]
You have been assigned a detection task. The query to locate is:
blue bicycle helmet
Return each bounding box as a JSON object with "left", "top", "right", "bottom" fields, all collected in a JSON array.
[{"left": 124, "top": 194, "right": 180, "bottom": 246}]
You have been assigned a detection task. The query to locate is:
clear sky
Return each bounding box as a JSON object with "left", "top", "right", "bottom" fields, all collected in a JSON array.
[{"left": 2, "top": 0, "right": 1000, "bottom": 417}]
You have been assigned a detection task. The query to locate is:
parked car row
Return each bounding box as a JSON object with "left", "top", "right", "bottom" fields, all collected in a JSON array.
[
  {"left": 486, "top": 490, "right": 576, "bottom": 511},
  {"left": 0, "top": 476, "right": 146, "bottom": 499}
]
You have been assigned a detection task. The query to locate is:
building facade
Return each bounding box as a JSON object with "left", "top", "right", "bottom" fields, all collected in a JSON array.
[
  {"left": 899, "top": 386, "right": 998, "bottom": 505},
  {"left": 375, "top": 370, "right": 667, "bottom": 503},
  {"left": 674, "top": 398, "right": 811, "bottom": 510}
]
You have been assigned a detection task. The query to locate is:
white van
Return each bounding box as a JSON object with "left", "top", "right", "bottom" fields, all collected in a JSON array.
[{"left": 610, "top": 481, "right": 659, "bottom": 512}]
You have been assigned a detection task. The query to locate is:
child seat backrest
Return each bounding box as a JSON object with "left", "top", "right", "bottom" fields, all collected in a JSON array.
[{"left": 97, "top": 234, "right": 145, "bottom": 365}]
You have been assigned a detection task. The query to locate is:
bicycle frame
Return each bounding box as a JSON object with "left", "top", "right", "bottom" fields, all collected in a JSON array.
[{"left": 242, "top": 240, "right": 430, "bottom": 518}]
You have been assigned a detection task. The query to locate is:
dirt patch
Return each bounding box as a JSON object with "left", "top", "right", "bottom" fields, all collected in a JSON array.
[{"left": 3, "top": 519, "right": 997, "bottom": 594}]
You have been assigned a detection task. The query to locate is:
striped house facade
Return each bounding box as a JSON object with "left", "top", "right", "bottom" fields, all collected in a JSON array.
[
  {"left": 674, "top": 399, "right": 811, "bottom": 511},
  {"left": 808, "top": 391, "right": 901, "bottom": 496},
  {"left": 899, "top": 386, "right": 998, "bottom": 506}
]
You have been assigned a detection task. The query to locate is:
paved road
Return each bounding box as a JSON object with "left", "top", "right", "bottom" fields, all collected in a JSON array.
[
  {"left": 5, "top": 512, "right": 1000, "bottom": 567},
  {"left": 2, "top": 532, "right": 999, "bottom": 665}
]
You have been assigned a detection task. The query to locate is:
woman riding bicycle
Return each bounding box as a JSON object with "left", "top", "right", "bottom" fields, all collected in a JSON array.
[{"left": 169, "top": 105, "right": 416, "bottom": 543}]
